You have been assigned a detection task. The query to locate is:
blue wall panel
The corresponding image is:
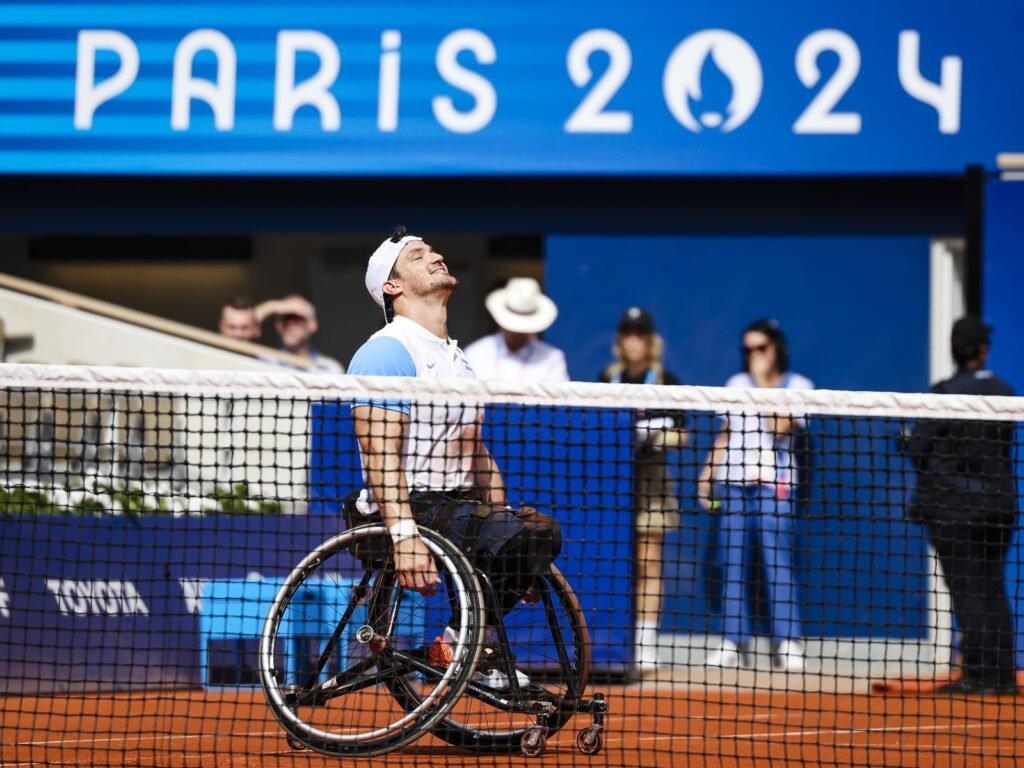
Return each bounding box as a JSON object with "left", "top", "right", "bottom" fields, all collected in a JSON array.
[
  {"left": 983, "top": 178, "right": 1024, "bottom": 668},
  {"left": 546, "top": 235, "right": 930, "bottom": 392},
  {"left": 546, "top": 234, "right": 933, "bottom": 638},
  {"left": 985, "top": 181, "right": 1024, "bottom": 390}
]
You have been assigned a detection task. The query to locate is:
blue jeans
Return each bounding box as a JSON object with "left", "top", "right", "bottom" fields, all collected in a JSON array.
[{"left": 715, "top": 483, "right": 803, "bottom": 645}]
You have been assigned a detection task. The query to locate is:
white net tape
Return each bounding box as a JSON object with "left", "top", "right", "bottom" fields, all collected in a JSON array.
[{"left": 1, "top": 362, "right": 1023, "bottom": 421}]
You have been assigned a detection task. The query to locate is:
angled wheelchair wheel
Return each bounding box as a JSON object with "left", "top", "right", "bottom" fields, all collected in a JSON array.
[
  {"left": 259, "top": 524, "right": 486, "bottom": 757},
  {"left": 388, "top": 564, "right": 590, "bottom": 753}
]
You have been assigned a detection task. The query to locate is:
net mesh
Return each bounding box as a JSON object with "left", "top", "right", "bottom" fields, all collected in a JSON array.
[{"left": 0, "top": 363, "right": 1022, "bottom": 767}]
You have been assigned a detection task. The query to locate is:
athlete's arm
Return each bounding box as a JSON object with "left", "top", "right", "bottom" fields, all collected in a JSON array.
[
  {"left": 352, "top": 405, "right": 439, "bottom": 596},
  {"left": 465, "top": 417, "right": 506, "bottom": 506},
  {"left": 473, "top": 442, "right": 507, "bottom": 507}
]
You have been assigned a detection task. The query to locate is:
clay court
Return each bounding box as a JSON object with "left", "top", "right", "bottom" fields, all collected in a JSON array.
[{"left": 4, "top": 679, "right": 1022, "bottom": 768}]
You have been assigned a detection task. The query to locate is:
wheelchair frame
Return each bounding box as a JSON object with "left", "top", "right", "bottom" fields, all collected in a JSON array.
[{"left": 258, "top": 523, "right": 607, "bottom": 758}]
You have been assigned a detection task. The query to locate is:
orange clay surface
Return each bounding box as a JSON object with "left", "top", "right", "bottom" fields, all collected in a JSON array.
[{"left": 3, "top": 684, "right": 1023, "bottom": 768}]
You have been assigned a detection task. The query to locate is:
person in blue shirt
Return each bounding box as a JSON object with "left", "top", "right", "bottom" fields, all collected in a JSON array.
[{"left": 697, "top": 319, "right": 813, "bottom": 672}]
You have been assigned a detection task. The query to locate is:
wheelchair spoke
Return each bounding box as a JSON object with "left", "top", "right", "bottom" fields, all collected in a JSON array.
[{"left": 301, "top": 569, "right": 373, "bottom": 690}]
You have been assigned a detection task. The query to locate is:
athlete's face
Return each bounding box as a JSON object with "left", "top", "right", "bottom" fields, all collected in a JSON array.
[{"left": 392, "top": 240, "right": 459, "bottom": 298}]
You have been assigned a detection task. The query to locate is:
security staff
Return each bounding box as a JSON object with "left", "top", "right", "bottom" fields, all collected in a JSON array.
[{"left": 904, "top": 316, "right": 1018, "bottom": 695}]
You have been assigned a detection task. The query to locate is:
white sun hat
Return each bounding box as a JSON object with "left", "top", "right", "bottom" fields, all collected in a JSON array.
[
  {"left": 485, "top": 277, "right": 559, "bottom": 334},
  {"left": 365, "top": 234, "right": 422, "bottom": 316}
]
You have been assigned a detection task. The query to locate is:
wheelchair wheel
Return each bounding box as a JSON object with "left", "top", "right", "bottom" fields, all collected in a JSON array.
[
  {"left": 388, "top": 564, "right": 590, "bottom": 753},
  {"left": 259, "top": 524, "right": 486, "bottom": 757}
]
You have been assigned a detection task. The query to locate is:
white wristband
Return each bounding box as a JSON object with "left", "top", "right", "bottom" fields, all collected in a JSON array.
[{"left": 389, "top": 519, "right": 420, "bottom": 545}]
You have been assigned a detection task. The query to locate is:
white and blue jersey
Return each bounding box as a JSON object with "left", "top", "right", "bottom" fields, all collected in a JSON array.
[
  {"left": 348, "top": 316, "right": 480, "bottom": 492},
  {"left": 715, "top": 371, "right": 815, "bottom": 486}
]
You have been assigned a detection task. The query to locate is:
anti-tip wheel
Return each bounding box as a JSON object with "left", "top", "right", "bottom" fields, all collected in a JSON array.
[
  {"left": 286, "top": 734, "right": 307, "bottom": 751},
  {"left": 520, "top": 727, "right": 547, "bottom": 758},
  {"left": 576, "top": 726, "right": 604, "bottom": 755}
]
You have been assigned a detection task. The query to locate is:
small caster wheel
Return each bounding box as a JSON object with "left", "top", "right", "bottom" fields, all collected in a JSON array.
[
  {"left": 577, "top": 725, "right": 604, "bottom": 755},
  {"left": 286, "top": 734, "right": 306, "bottom": 751},
  {"left": 520, "top": 727, "right": 547, "bottom": 758}
]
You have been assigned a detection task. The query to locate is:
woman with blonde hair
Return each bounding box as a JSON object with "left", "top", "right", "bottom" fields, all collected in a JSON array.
[{"left": 600, "top": 307, "right": 687, "bottom": 670}]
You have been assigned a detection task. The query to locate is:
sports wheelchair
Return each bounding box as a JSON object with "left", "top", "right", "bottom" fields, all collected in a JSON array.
[{"left": 258, "top": 522, "right": 608, "bottom": 758}]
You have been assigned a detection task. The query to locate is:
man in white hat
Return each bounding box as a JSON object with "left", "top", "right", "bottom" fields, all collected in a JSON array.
[
  {"left": 464, "top": 277, "right": 569, "bottom": 383},
  {"left": 346, "top": 227, "right": 562, "bottom": 690}
]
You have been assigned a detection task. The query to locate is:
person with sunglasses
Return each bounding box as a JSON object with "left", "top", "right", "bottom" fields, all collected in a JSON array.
[{"left": 697, "top": 319, "right": 814, "bottom": 671}]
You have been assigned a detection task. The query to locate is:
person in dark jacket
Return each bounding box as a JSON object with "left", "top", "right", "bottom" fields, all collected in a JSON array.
[{"left": 904, "top": 316, "right": 1018, "bottom": 695}]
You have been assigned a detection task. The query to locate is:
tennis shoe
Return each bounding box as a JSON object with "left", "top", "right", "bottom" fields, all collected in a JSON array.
[
  {"left": 705, "top": 639, "right": 741, "bottom": 668},
  {"left": 775, "top": 640, "right": 806, "bottom": 672},
  {"left": 429, "top": 626, "right": 530, "bottom": 691}
]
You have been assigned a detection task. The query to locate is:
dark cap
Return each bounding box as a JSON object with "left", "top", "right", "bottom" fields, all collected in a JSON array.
[
  {"left": 618, "top": 306, "right": 654, "bottom": 335},
  {"left": 951, "top": 316, "right": 992, "bottom": 349}
]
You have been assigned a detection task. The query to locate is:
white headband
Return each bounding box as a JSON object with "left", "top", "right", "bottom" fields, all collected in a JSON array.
[{"left": 365, "top": 235, "right": 422, "bottom": 315}]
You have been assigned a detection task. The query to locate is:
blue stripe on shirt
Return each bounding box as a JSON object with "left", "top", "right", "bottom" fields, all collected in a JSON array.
[{"left": 347, "top": 335, "right": 415, "bottom": 414}]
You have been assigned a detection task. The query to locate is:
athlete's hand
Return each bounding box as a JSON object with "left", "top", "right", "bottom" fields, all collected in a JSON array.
[{"left": 393, "top": 537, "right": 441, "bottom": 597}]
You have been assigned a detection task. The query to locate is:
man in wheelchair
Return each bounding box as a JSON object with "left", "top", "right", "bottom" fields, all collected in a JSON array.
[{"left": 347, "top": 226, "right": 562, "bottom": 691}]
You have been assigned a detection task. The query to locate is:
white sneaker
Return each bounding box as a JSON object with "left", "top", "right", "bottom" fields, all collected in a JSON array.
[
  {"left": 472, "top": 666, "right": 531, "bottom": 691},
  {"left": 636, "top": 642, "right": 659, "bottom": 670},
  {"left": 475, "top": 627, "right": 531, "bottom": 690},
  {"left": 635, "top": 624, "right": 660, "bottom": 670},
  {"left": 430, "top": 627, "right": 531, "bottom": 691},
  {"left": 775, "top": 640, "right": 805, "bottom": 672},
  {"left": 705, "top": 639, "right": 740, "bottom": 668}
]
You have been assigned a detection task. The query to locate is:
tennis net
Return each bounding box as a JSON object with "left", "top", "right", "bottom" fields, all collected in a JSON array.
[{"left": 0, "top": 363, "right": 1021, "bottom": 767}]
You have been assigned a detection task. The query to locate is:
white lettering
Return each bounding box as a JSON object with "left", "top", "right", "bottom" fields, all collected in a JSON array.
[
  {"left": 94, "top": 580, "right": 118, "bottom": 615},
  {"left": 120, "top": 580, "right": 150, "bottom": 616},
  {"left": 898, "top": 30, "right": 961, "bottom": 134},
  {"left": 172, "top": 29, "right": 237, "bottom": 131},
  {"left": 179, "top": 578, "right": 205, "bottom": 615},
  {"left": 0, "top": 577, "right": 10, "bottom": 618},
  {"left": 45, "top": 579, "right": 67, "bottom": 613},
  {"left": 793, "top": 29, "right": 862, "bottom": 135},
  {"left": 432, "top": 29, "right": 497, "bottom": 134},
  {"left": 44, "top": 579, "right": 150, "bottom": 616},
  {"left": 68, "top": 581, "right": 89, "bottom": 615},
  {"left": 274, "top": 30, "right": 341, "bottom": 132},
  {"left": 565, "top": 29, "right": 633, "bottom": 134},
  {"left": 74, "top": 30, "right": 140, "bottom": 130},
  {"left": 377, "top": 30, "right": 402, "bottom": 132}
]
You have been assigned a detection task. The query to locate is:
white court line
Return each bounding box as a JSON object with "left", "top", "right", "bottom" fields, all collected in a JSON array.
[
  {"left": 10, "top": 717, "right": 1001, "bottom": 758},
  {"left": 619, "top": 721, "right": 994, "bottom": 744},
  {"left": 15, "top": 730, "right": 279, "bottom": 748}
]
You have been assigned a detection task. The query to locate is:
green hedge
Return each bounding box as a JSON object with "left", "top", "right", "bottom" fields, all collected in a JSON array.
[{"left": 0, "top": 482, "right": 283, "bottom": 516}]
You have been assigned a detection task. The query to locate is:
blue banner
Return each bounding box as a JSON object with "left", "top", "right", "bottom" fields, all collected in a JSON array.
[
  {"left": 0, "top": 1, "right": 1021, "bottom": 175},
  {"left": 0, "top": 403, "right": 637, "bottom": 694},
  {"left": 0, "top": 510, "right": 632, "bottom": 694}
]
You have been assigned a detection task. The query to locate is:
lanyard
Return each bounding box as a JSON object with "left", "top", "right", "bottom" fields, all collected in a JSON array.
[{"left": 611, "top": 368, "right": 657, "bottom": 385}]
